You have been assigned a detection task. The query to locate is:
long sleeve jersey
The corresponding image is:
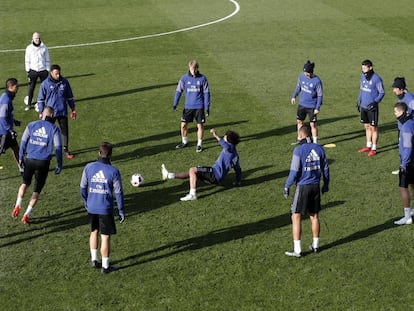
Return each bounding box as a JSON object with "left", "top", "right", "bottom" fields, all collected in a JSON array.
[
  {"left": 173, "top": 71, "right": 210, "bottom": 110},
  {"left": 80, "top": 158, "right": 124, "bottom": 216},
  {"left": 398, "top": 91, "right": 414, "bottom": 113},
  {"left": 25, "top": 42, "right": 50, "bottom": 72},
  {"left": 19, "top": 118, "right": 62, "bottom": 168},
  {"left": 398, "top": 116, "right": 414, "bottom": 169},
  {"left": 212, "top": 138, "right": 242, "bottom": 183},
  {"left": 358, "top": 72, "right": 385, "bottom": 108},
  {"left": 285, "top": 139, "right": 329, "bottom": 189},
  {"left": 292, "top": 73, "right": 323, "bottom": 110},
  {"left": 37, "top": 75, "right": 75, "bottom": 117},
  {"left": 0, "top": 91, "right": 16, "bottom": 135}
]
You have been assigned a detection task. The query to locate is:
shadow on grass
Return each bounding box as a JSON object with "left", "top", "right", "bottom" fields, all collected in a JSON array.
[
  {"left": 321, "top": 120, "right": 398, "bottom": 145},
  {"left": 0, "top": 206, "right": 87, "bottom": 248},
  {"left": 69, "top": 120, "right": 249, "bottom": 160},
  {"left": 0, "top": 73, "right": 96, "bottom": 90},
  {"left": 124, "top": 165, "right": 278, "bottom": 214},
  {"left": 243, "top": 114, "right": 356, "bottom": 141},
  {"left": 318, "top": 218, "right": 397, "bottom": 254},
  {"left": 115, "top": 200, "right": 346, "bottom": 269},
  {"left": 76, "top": 82, "right": 177, "bottom": 103}
]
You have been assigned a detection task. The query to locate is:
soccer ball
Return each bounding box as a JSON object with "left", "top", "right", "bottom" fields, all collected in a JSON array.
[{"left": 130, "top": 173, "right": 144, "bottom": 187}]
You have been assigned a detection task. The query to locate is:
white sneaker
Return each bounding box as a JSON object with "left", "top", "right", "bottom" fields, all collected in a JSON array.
[
  {"left": 394, "top": 216, "right": 413, "bottom": 225},
  {"left": 285, "top": 251, "right": 301, "bottom": 258},
  {"left": 161, "top": 164, "right": 168, "bottom": 180},
  {"left": 180, "top": 193, "right": 197, "bottom": 201},
  {"left": 391, "top": 169, "right": 399, "bottom": 175}
]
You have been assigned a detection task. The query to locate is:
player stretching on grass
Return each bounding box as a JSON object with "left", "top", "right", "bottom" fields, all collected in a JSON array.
[
  {"left": 357, "top": 59, "right": 385, "bottom": 157},
  {"left": 162, "top": 128, "right": 241, "bottom": 201},
  {"left": 283, "top": 125, "right": 329, "bottom": 257},
  {"left": 393, "top": 102, "right": 414, "bottom": 225},
  {"left": 12, "top": 106, "right": 62, "bottom": 224}
]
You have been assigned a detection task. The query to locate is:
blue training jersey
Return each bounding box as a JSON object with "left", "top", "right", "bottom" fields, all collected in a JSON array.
[
  {"left": 212, "top": 138, "right": 242, "bottom": 183},
  {"left": 399, "top": 91, "right": 414, "bottom": 113},
  {"left": 80, "top": 158, "right": 124, "bottom": 216},
  {"left": 0, "top": 91, "right": 15, "bottom": 135},
  {"left": 19, "top": 119, "right": 62, "bottom": 168},
  {"left": 37, "top": 75, "right": 75, "bottom": 117},
  {"left": 358, "top": 72, "right": 385, "bottom": 108},
  {"left": 173, "top": 71, "right": 210, "bottom": 110},
  {"left": 285, "top": 139, "right": 329, "bottom": 188},
  {"left": 399, "top": 117, "right": 414, "bottom": 169},
  {"left": 292, "top": 73, "right": 323, "bottom": 110}
]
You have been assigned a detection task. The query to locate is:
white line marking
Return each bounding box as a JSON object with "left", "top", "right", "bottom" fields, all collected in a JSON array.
[{"left": 0, "top": 0, "right": 240, "bottom": 53}]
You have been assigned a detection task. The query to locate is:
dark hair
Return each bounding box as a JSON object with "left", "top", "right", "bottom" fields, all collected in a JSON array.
[
  {"left": 394, "top": 102, "right": 408, "bottom": 112},
  {"left": 225, "top": 130, "right": 240, "bottom": 145},
  {"left": 50, "top": 64, "right": 61, "bottom": 72},
  {"left": 99, "top": 141, "right": 113, "bottom": 157},
  {"left": 361, "top": 59, "right": 373, "bottom": 67},
  {"left": 6, "top": 78, "right": 18, "bottom": 88}
]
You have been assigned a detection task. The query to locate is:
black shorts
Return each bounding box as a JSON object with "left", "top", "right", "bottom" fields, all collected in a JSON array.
[
  {"left": 89, "top": 213, "right": 116, "bottom": 235},
  {"left": 0, "top": 132, "right": 18, "bottom": 153},
  {"left": 181, "top": 109, "right": 206, "bottom": 124},
  {"left": 297, "top": 106, "right": 317, "bottom": 122},
  {"left": 22, "top": 158, "right": 50, "bottom": 193},
  {"left": 360, "top": 108, "right": 378, "bottom": 126},
  {"left": 196, "top": 166, "right": 218, "bottom": 184},
  {"left": 291, "top": 184, "right": 321, "bottom": 215},
  {"left": 399, "top": 166, "right": 414, "bottom": 188}
]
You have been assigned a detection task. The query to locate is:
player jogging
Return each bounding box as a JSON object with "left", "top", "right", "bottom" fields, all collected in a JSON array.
[{"left": 11, "top": 106, "right": 62, "bottom": 224}]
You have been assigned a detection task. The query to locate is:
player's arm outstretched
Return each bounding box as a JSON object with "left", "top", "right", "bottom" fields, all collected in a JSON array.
[{"left": 210, "top": 128, "right": 220, "bottom": 141}]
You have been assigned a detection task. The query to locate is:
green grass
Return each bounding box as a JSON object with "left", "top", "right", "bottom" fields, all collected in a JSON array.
[{"left": 1, "top": 0, "right": 414, "bottom": 310}]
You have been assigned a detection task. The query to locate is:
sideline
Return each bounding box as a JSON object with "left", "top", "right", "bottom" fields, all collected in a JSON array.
[{"left": 0, "top": 0, "right": 240, "bottom": 53}]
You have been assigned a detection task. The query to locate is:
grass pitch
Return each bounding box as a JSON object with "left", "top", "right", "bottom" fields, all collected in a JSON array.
[{"left": 1, "top": 0, "right": 414, "bottom": 310}]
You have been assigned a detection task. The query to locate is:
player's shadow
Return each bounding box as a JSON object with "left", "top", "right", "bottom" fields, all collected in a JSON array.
[
  {"left": 76, "top": 82, "right": 177, "bottom": 103},
  {"left": 124, "top": 165, "right": 272, "bottom": 214},
  {"left": 317, "top": 218, "right": 396, "bottom": 255},
  {"left": 320, "top": 121, "right": 398, "bottom": 146},
  {"left": 0, "top": 73, "right": 96, "bottom": 90},
  {"left": 243, "top": 115, "right": 355, "bottom": 142},
  {"left": 71, "top": 120, "right": 249, "bottom": 160},
  {"left": 0, "top": 206, "right": 87, "bottom": 248},
  {"left": 114, "top": 200, "right": 346, "bottom": 268}
]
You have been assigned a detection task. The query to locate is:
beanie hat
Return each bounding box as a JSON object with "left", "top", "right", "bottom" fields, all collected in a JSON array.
[
  {"left": 392, "top": 77, "right": 406, "bottom": 90},
  {"left": 303, "top": 60, "right": 315, "bottom": 73}
]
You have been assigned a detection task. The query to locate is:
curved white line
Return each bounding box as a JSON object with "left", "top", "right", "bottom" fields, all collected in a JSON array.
[{"left": 0, "top": 0, "right": 240, "bottom": 53}]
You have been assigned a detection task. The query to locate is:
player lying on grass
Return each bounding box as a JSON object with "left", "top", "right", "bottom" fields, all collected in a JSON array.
[{"left": 162, "top": 128, "right": 242, "bottom": 201}]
